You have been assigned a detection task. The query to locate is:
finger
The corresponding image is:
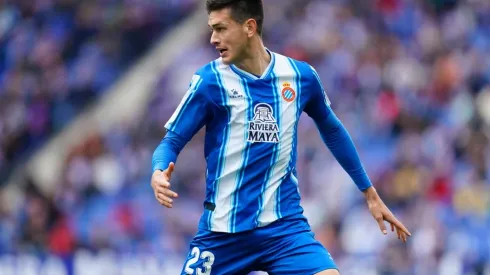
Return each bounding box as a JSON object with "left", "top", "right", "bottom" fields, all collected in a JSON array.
[
  {"left": 156, "top": 187, "right": 170, "bottom": 196},
  {"left": 164, "top": 189, "right": 179, "bottom": 198},
  {"left": 157, "top": 193, "right": 173, "bottom": 204},
  {"left": 156, "top": 187, "right": 178, "bottom": 199},
  {"left": 391, "top": 223, "right": 395, "bottom": 232},
  {"left": 155, "top": 195, "right": 170, "bottom": 207},
  {"left": 384, "top": 215, "right": 411, "bottom": 236},
  {"left": 376, "top": 216, "right": 387, "bottom": 235},
  {"left": 398, "top": 230, "right": 404, "bottom": 242},
  {"left": 401, "top": 231, "right": 407, "bottom": 243},
  {"left": 154, "top": 192, "right": 172, "bottom": 206},
  {"left": 157, "top": 196, "right": 173, "bottom": 208},
  {"left": 154, "top": 179, "right": 171, "bottom": 189},
  {"left": 397, "top": 222, "right": 411, "bottom": 236},
  {"left": 396, "top": 226, "right": 407, "bottom": 242},
  {"left": 163, "top": 162, "right": 175, "bottom": 180}
]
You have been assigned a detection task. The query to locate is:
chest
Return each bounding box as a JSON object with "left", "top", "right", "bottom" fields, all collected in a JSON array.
[
  {"left": 218, "top": 74, "right": 301, "bottom": 115},
  {"left": 213, "top": 74, "right": 302, "bottom": 144}
]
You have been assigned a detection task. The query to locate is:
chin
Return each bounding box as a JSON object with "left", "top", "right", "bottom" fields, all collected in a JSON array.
[
  {"left": 220, "top": 52, "right": 237, "bottom": 65},
  {"left": 221, "top": 56, "right": 232, "bottom": 65}
]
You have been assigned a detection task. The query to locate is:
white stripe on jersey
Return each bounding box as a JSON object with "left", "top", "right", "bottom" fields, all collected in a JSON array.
[
  {"left": 211, "top": 62, "right": 250, "bottom": 232},
  {"left": 257, "top": 54, "right": 299, "bottom": 226},
  {"left": 291, "top": 172, "right": 300, "bottom": 194}
]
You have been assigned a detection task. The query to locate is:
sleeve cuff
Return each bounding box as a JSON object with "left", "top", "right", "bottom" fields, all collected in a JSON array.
[{"left": 352, "top": 172, "right": 373, "bottom": 191}]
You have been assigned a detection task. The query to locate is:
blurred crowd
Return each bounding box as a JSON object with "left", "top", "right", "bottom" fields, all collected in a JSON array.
[
  {"left": 0, "top": 0, "right": 197, "bottom": 183},
  {"left": 2, "top": 0, "right": 490, "bottom": 274}
]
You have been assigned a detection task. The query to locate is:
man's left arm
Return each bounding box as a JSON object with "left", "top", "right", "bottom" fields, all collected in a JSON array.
[
  {"left": 303, "top": 65, "right": 411, "bottom": 242},
  {"left": 314, "top": 106, "right": 371, "bottom": 191},
  {"left": 314, "top": 106, "right": 411, "bottom": 242}
]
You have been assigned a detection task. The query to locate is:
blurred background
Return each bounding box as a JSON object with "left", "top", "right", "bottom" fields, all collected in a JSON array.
[{"left": 1, "top": 0, "right": 490, "bottom": 274}]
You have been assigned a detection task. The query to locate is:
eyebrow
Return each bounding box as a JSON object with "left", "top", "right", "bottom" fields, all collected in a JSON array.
[{"left": 209, "top": 23, "right": 226, "bottom": 28}]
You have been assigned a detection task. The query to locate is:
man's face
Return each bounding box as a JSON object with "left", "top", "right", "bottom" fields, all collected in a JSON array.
[{"left": 208, "top": 8, "right": 249, "bottom": 65}]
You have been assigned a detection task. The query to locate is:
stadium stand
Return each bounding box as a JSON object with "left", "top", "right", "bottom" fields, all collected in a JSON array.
[{"left": 0, "top": 0, "right": 198, "bottom": 184}]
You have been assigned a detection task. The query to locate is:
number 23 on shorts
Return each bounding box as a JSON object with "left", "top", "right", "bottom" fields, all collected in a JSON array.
[{"left": 184, "top": 247, "right": 215, "bottom": 275}]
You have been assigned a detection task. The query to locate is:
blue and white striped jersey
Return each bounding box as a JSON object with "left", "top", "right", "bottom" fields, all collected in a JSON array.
[{"left": 165, "top": 51, "right": 331, "bottom": 233}]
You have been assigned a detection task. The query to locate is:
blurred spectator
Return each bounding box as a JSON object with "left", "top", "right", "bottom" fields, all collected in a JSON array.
[{"left": 0, "top": 0, "right": 198, "bottom": 184}]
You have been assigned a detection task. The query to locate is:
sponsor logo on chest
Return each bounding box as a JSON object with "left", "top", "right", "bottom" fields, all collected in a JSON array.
[{"left": 247, "top": 103, "right": 280, "bottom": 143}]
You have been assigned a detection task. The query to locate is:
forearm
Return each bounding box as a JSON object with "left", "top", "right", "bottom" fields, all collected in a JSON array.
[
  {"left": 152, "top": 130, "right": 188, "bottom": 172},
  {"left": 315, "top": 109, "right": 372, "bottom": 191}
]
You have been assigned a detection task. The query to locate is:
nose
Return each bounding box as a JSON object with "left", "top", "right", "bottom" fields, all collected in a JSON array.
[{"left": 210, "top": 31, "right": 219, "bottom": 46}]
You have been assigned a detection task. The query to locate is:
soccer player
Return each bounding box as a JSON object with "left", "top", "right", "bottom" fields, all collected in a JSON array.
[{"left": 151, "top": 0, "right": 411, "bottom": 274}]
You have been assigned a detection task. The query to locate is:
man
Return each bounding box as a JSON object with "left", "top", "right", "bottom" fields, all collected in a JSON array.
[{"left": 151, "top": 0, "right": 411, "bottom": 274}]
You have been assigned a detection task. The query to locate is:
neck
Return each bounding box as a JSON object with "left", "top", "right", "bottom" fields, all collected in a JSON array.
[{"left": 234, "top": 38, "right": 271, "bottom": 77}]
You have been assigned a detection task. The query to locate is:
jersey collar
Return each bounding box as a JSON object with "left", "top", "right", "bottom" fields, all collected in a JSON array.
[{"left": 230, "top": 49, "right": 275, "bottom": 81}]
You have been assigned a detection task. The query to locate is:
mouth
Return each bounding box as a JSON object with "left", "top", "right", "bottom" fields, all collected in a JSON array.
[{"left": 217, "top": 48, "right": 228, "bottom": 57}]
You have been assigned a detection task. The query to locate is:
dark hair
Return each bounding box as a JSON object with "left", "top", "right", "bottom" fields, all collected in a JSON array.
[{"left": 206, "top": 0, "right": 264, "bottom": 35}]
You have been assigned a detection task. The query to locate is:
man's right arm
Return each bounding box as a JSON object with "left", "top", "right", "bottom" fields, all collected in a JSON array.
[
  {"left": 151, "top": 73, "right": 212, "bottom": 207},
  {"left": 155, "top": 73, "right": 211, "bottom": 168}
]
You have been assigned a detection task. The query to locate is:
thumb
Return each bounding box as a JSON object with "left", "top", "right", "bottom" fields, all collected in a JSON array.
[{"left": 164, "top": 162, "right": 175, "bottom": 179}]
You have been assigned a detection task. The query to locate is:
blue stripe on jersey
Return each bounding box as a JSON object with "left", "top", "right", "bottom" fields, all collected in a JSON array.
[
  {"left": 234, "top": 79, "right": 277, "bottom": 231},
  {"left": 205, "top": 61, "right": 219, "bottom": 230},
  {"left": 207, "top": 60, "right": 232, "bottom": 230},
  {"left": 272, "top": 70, "right": 282, "bottom": 220},
  {"left": 275, "top": 58, "right": 303, "bottom": 219},
  {"left": 230, "top": 77, "right": 253, "bottom": 233},
  {"left": 311, "top": 66, "right": 330, "bottom": 106}
]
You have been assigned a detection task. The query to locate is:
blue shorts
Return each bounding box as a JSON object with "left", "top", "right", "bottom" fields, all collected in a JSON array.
[{"left": 180, "top": 216, "right": 338, "bottom": 275}]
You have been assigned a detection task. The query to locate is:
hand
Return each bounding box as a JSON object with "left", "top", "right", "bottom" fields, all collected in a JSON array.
[
  {"left": 151, "top": 162, "right": 179, "bottom": 208},
  {"left": 363, "top": 187, "right": 411, "bottom": 242}
]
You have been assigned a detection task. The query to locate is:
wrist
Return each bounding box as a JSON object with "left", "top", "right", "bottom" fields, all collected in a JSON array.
[
  {"left": 152, "top": 169, "right": 164, "bottom": 176},
  {"left": 363, "top": 186, "right": 379, "bottom": 202}
]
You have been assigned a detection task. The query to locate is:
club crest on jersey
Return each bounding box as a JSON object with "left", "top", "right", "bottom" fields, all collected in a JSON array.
[
  {"left": 281, "top": 82, "right": 296, "bottom": 102},
  {"left": 248, "top": 103, "right": 279, "bottom": 143}
]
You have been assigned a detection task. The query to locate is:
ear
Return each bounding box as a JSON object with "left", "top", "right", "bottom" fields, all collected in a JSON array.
[{"left": 244, "top": 19, "right": 257, "bottom": 37}]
